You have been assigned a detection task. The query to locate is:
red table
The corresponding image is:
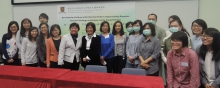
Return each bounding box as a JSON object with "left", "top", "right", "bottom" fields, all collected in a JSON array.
[
  {"left": 0, "top": 65, "right": 70, "bottom": 88},
  {"left": 56, "top": 71, "right": 164, "bottom": 88}
]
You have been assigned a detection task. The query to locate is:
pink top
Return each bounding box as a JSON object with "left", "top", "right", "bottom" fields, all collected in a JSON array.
[{"left": 166, "top": 47, "right": 200, "bottom": 88}]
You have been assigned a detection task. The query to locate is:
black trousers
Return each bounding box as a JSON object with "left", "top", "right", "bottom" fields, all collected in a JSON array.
[
  {"left": 113, "top": 56, "right": 124, "bottom": 74},
  {"left": 39, "top": 58, "right": 46, "bottom": 67},
  {"left": 3, "top": 59, "right": 21, "bottom": 66},
  {"left": 64, "top": 57, "right": 79, "bottom": 70},
  {"left": 50, "top": 61, "right": 61, "bottom": 68},
  {"left": 104, "top": 58, "right": 114, "bottom": 73},
  {"left": 26, "top": 63, "right": 38, "bottom": 67},
  {"left": 148, "top": 70, "right": 159, "bottom": 76}
]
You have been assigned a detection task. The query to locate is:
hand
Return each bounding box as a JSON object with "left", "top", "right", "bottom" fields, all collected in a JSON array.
[
  {"left": 143, "top": 64, "right": 150, "bottom": 69},
  {"left": 205, "top": 84, "right": 211, "bottom": 88},
  {"left": 83, "top": 58, "right": 87, "bottom": 62},
  {"left": 22, "top": 63, "right": 26, "bottom": 66},
  {"left": 128, "top": 56, "right": 134, "bottom": 63},
  {"left": 140, "top": 62, "right": 145, "bottom": 67},
  {"left": 100, "top": 56, "right": 104, "bottom": 61},
  {"left": 211, "top": 86, "right": 215, "bottom": 88},
  {"left": 47, "top": 65, "right": 50, "bottom": 68},
  {"left": 44, "top": 61, "right": 46, "bottom": 64},
  {"left": 7, "top": 59, "right": 14, "bottom": 63}
]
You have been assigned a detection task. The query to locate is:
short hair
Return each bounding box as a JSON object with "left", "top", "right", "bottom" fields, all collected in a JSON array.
[
  {"left": 126, "top": 21, "right": 133, "bottom": 28},
  {"left": 39, "top": 13, "right": 49, "bottom": 21},
  {"left": 69, "top": 23, "right": 80, "bottom": 31},
  {"left": 191, "top": 19, "right": 207, "bottom": 35},
  {"left": 50, "top": 24, "right": 61, "bottom": 37},
  {"left": 148, "top": 13, "right": 157, "bottom": 20},
  {"left": 142, "top": 23, "right": 156, "bottom": 36},
  {"left": 169, "top": 19, "right": 190, "bottom": 36},
  {"left": 171, "top": 31, "right": 188, "bottom": 48},
  {"left": 20, "top": 18, "right": 32, "bottom": 37},
  {"left": 199, "top": 28, "right": 220, "bottom": 61},
  {"left": 112, "top": 21, "right": 124, "bottom": 36},
  {"left": 133, "top": 20, "right": 143, "bottom": 34},
  {"left": 28, "top": 27, "right": 38, "bottom": 41},
  {"left": 7, "top": 21, "right": 19, "bottom": 39},
  {"left": 86, "top": 22, "right": 96, "bottom": 33},
  {"left": 100, "top": 21, "right": 110, "bottom": 33}
]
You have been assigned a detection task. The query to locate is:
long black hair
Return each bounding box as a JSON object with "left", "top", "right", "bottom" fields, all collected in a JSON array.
[
  {"left": 112, "top": 21, "right": 124, "bottom": 36},
  {"left": 20, "top": 18, "right": 32, "bottom": 37},
  {"left": 38, "top": 23, "right": 50, "bottom": 46},
  {"left": 7, "top": 21, "right": 19, "bottom": 39},
  {"left": 199, "top": 28, "right": 220, "bottom": 61}
]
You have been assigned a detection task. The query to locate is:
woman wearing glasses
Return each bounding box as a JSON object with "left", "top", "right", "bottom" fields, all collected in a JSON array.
[
  {"left": 191, "top": 19, "right": 207, "bottom": 51},
  {"left": 197, "top": 28, "right": 220, "bottom": 88},
  {"left": 166, "top": 31, "right": 200, "bottom": 88}
]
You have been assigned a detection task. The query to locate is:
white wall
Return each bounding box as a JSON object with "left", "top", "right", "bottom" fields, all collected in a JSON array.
[{"left": 0, "top": 0, "right": 220, "bottom": 41}]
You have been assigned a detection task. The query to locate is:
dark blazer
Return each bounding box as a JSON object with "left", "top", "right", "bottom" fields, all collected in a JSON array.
[
  {"left": 81, "top": 35, "right": 101, "bottom": 68},
  {"left": 36, "top": 37, "right": 46, "bottom": 63}
]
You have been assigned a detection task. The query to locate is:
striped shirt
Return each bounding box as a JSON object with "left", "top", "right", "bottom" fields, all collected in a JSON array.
[{"left": 126, "top": 34, "right": 143, "bottom": 64}]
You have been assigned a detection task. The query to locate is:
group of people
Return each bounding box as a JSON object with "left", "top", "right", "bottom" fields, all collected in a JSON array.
[{"left": 1, "top": 13, "right": 220, "bottom": 88}]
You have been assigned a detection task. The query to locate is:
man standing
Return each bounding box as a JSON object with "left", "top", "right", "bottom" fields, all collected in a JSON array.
[
  {"left": 147, "top": 13, "right": 166, "bottom": 43},
  {"left": 38, "top": 13, "right": 50, "bottom": 32}
]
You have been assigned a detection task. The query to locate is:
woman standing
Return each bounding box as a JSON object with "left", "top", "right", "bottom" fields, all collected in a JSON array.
[
  {"left": 58, "top": 23, "right": 82, "bottom": 70},
  {"left": 37, "top": 23, "right": 50, "bottom": 67},
  {"left": 100, "top": 21, "right": 114, "bottom": 73},
  {"left": 191, "top": 19, "right": 207, "bottom": 51},
  {"left": 197, "top": 28, "right": 220, "bottom": 88},
  {"left": 137, "top": 23, "right": 161, "bottom": 76},
  {"left": 81, "top": 22, "right": 101, "bottom": 68},
  {"left": 2, "top": 21, "right": 19, "bottom": 65},
  {"left": 126, "top": 20, "right": 143, "bottom": 68},
  {"left": 16, "top": 18, "right": 32, "bottom": 65},
  {"left": 21, "top": 27, "right": 39, "bottom": 67},
  {"left": 46, "top": 24, "right": 62, "bottom": 68},
  {"left": 112, "top": 21, "right": 127, "bottom": 73}
]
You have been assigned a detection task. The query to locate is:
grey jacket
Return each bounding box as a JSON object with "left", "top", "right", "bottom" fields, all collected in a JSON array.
[{"left": 196, "top": 45, "right": 220, "bottom": 88}]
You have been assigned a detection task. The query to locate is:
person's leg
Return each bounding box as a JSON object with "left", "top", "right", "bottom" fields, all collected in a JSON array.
[
  {"left": 71, "top": 58, "right": 79, "bottom": 71},
  {"left": 113, "top": 56, "right": 119, "bottom": 73},
  {"left": 64, "top": 61, "right": 72, "bottom": 70},
  {"left": 26, "top": 63, "right": 38, "bottom": 67},
  {"left": 118, "top": 56, "right": 124, "bottom": 74},
  {"left": 105, "top": 58, "right": 113, "bottom": 73},
  {"left": 50, "top": 61, "right": 59, "bottom": 68}
]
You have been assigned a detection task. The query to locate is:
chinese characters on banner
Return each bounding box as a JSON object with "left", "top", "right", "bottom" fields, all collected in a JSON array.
[{"left": 57, "top": 2, "right": 135, "bottom": 35}]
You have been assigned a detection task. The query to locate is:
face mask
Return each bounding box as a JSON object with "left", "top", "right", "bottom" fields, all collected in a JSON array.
[
  {"left": 169, "top": 27, "right": 179, "bottom": 33},
  {"left": 126, "top": 27, "right": 133, "bottom": 33},
  {"left": 148, "top": 20, "right": 155, "bottom": 25},
  {"left": 143, "top": 29, "right": 151, "bottom": 36},
  {"left": 133, "top": 26, "right": 140, "bottom": 32}
]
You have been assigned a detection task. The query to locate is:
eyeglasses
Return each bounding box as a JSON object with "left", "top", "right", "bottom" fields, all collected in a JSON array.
[
  {"left": 202, "top": 35, "right": 212, "bottom": 39},
  {"left": 192, "top": 25, "right": 202, "bottom": 28}
]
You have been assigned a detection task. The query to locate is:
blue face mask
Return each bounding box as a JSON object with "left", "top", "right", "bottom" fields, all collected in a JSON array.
[
  {"left": 133, "top": 26, "right": 140, "bottom": 32},
  {"left": 148, "top": 20, "right": 155, "bottom": 25},
  {"left": 143, "top": 29, "right": 151, "bottom": 36},
  {"left": 169, "top": 27, "right": 179, "bottom": 33},
  {"left": 126, "top": 27, "right": 133, "bottom": 33}
]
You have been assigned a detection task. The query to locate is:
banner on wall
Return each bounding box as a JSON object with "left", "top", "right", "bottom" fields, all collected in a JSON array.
[{"left": 57, "top": 2, "right": 135, "bottom": 35}]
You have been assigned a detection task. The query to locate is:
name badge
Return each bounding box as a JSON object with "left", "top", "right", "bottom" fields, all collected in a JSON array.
[{"left": 181, "top": 62, "right": 188, "bottom": 67}]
